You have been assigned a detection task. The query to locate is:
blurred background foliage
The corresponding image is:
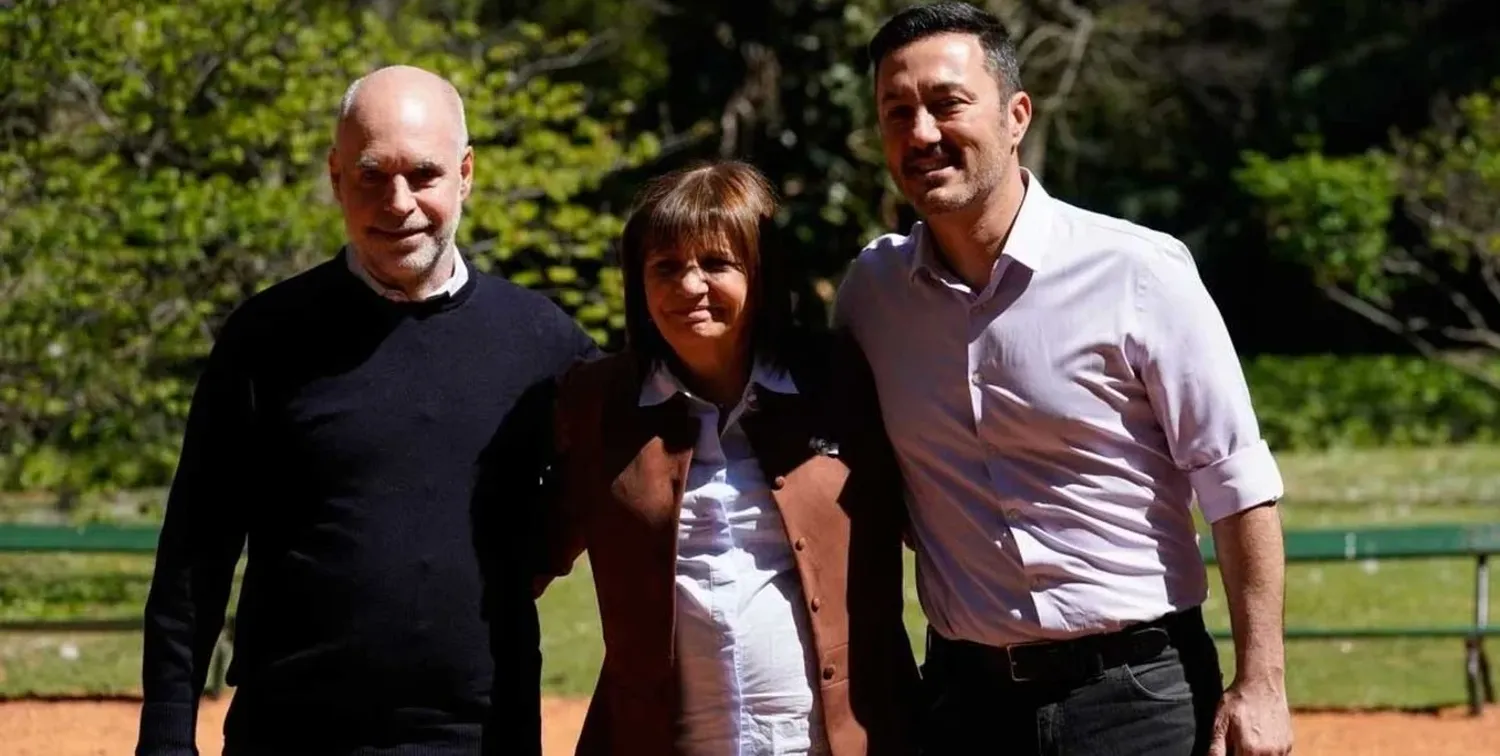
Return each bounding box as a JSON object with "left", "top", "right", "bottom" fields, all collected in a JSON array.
[{"left": 2, "top": 0, "right": 1499, "bottom": 494}]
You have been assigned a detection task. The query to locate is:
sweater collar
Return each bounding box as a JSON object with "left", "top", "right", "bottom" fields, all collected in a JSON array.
[{"left": 343, "top": 245, "right": 470, "bottom": 302}]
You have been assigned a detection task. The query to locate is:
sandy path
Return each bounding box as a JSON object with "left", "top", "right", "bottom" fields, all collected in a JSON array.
[
  {"left": 2, "top": 696, "right": 1498, "bottom": 755},
  {"left": 0, "top": 696, "right": 587, "bottom": 756}
]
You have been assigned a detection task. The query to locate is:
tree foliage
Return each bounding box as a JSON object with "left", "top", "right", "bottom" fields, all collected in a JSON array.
[
  {"left": 0, "top": 0, "right": 656, "bottom": 492},
  {"left": 1238, "top": 81, "right": 1500, "bottom": 392},
  {"left": 5, "top": 0, "right": 1500, "bottom": 496}
]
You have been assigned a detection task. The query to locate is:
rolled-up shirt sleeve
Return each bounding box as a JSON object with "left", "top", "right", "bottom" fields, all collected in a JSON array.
[{"left": 1131, "top": 239, "right": 1284, "bottom": 523}]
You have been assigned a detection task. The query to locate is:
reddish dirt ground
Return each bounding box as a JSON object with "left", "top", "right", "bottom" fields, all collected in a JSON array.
[
  {"left": 1, "top": 696, "right": 1497, "bottom": 755},
  {"left": 0, "top": 696, "right": 587, "bottom": 756}
]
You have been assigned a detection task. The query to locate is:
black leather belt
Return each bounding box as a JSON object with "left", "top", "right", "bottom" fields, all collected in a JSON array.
[{"left": 928, "top": 607, "right": 1205, "bottom": 686}]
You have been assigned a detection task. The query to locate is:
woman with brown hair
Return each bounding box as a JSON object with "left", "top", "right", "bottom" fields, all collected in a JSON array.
[{"left": 536, "top": 160, "right": 920, "bottom": 755}]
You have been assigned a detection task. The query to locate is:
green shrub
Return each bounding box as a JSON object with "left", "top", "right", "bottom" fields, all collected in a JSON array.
[{"left": 1246, "top": 355, "right": 1500, "bottom": 450}]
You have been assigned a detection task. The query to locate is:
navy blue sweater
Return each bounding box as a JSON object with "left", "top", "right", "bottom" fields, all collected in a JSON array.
[{"left": 138, "top": 251, "right": 597, "bottom": 756}]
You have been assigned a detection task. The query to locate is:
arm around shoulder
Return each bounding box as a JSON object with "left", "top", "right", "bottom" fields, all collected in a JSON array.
[
  {"left": 531, "top": 359, "right": 604, "bottom": 595},
  {"left": 829, "top": 331, "right": 911, "bottom": 551}
]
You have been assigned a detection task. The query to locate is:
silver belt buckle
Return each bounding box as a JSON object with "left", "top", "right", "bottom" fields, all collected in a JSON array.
[{"left": 1004, "top": 640, "right": 1043, "bottom": 683}]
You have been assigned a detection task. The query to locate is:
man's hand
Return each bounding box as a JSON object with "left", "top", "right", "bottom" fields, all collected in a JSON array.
[{"left": 1209, "top": 674, "right": 1293, "bottom": 755}]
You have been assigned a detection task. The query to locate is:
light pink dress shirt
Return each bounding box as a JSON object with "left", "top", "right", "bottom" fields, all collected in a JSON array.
[{"left": 834, "top": 169, "right": 1284, "bottom": 647}]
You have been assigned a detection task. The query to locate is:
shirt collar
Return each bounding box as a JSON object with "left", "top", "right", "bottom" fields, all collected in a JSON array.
[
  {"left": 908, "top": 167, "right": 1055, "bottom": 285},
  {"left": 346, "top": 246, "right": 469, "bottom": 302},
  {"left": 638, "top": 357, "right": 799, "bottom": 409}
]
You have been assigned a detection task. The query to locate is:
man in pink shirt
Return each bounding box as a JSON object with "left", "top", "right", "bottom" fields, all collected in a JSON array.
[{"left": 834, "top": 4, "right": 1293, "bottom": 755}]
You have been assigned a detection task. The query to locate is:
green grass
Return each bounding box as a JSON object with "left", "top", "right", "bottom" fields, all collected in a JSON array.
[
  {"left": 537, "top": 563, "right": 607, "bottom": 696},
  {"left": 2, "top": 445, "right": 1498, "bottom": 707},
  {"left": 0, "top": 632, "right": 143, "bottom": 697}
]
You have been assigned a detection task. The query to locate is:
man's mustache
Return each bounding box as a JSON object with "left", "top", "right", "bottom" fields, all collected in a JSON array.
[{"left": 902, "top": 145, "right": 959, "bottom": 175}]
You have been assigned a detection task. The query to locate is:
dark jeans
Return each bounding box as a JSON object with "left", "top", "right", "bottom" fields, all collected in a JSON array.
[{"left": 920, "top": 608, "right": 1224, "bottom": 756}]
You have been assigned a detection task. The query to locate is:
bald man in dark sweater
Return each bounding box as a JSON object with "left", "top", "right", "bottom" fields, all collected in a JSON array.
[{"left": 136, "top": 65, "right": 596, "bottom": 756}]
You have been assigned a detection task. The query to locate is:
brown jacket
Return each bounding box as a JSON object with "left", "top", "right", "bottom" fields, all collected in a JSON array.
[{"left": 540, "top": 334, "right": 921, "bottom": 756}]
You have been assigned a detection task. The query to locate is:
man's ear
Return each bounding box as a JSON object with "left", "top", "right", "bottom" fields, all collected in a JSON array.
[
  {"left": 459, "top": 146, "right": 474, "bottom": 201},
  {"left": 328, "top": 147, "right": 343, "bottom": 202},
  {"left": 1007, "top": 90, "right": 1033, "bottom": 149}
]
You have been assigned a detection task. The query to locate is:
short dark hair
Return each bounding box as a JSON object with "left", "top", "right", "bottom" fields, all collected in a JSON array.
[
  {"left": 619, "top": 160, "right": 794, "bottom": 369},
  {"left": 867, "top": 2, "right": 1022, "bottom": 93}
]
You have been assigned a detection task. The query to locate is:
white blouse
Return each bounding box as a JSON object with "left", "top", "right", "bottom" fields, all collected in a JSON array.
[{"left": 638, "top": 360, "right": 830, "bottom": 756}]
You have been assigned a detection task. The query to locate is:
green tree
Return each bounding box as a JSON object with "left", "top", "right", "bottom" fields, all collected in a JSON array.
[
  {"left": 0, "top": 0, "right": 657, "bottom": 493},
  {"left": 1238, "top": 81, "right": 1500, "bottom": 392}
]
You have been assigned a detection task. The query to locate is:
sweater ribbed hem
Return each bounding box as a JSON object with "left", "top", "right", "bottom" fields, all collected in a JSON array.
[
  {"left": 135, "top": 701, "right": 199, "bottom": 756},
  {"left": 224, "top": 732, "right": 484, "bottom": 756}
]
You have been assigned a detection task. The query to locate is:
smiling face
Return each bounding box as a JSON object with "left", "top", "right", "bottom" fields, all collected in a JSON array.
[
  {"left": 875, "top": 32, "right": 1029, "bottom": 217},
  {"left": 329, "top": 69, "right": 473, "bottom": 291},
  {"left": 620, "top": 161, "right": 787, "bottom": 372},
  {"left": 642, "top": 231, "right": 752, "bottom": 363}
]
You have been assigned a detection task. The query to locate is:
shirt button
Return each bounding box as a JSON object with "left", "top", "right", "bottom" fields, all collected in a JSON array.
[
  {"left": 793, "top": 537, "right": 807, "bottom": 551},
  {"left": 772, "top": 476, "right": 787, "bottom": 490},
  {"left": 810, "top": 597, "right": 822, "bottom": 612},
  {"left": 822, "top": 665, "right": 836, "bottom": 681}
]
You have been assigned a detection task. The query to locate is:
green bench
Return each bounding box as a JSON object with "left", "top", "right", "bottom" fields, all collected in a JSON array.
[
  {"left": 1201, "top": 522, "right": 1498, "bottom": 715},
  {"left": 3, "top": 521, "right": 1495, "bottom": 711},
  {"left": 0, "top": 523, "right": 234, "bottom": 696}
]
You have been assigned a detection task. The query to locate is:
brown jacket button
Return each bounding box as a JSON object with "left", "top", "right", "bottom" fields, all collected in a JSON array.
[
  {"left": 810, "top": 597, "right": 822, "bottom": 611},
  {"left": 772, "top": 475, "right": 787, "bottom": 489},
  {"left": 793, "top": 537, "right": 807, "bottom": 551},
  {"left": 822, "top": 665, "right": 836, "bottom": 680}
]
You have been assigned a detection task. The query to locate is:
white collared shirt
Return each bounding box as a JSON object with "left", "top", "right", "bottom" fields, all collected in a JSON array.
[
  {"left": 639, "top": 360, "right": 830, "bottom": 756},
  {"left": 834, "top": 169, "right": 1284, "bottom": 647},
  {"left": 346, "top": 246, "right": 469, "bottom": 301}
]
